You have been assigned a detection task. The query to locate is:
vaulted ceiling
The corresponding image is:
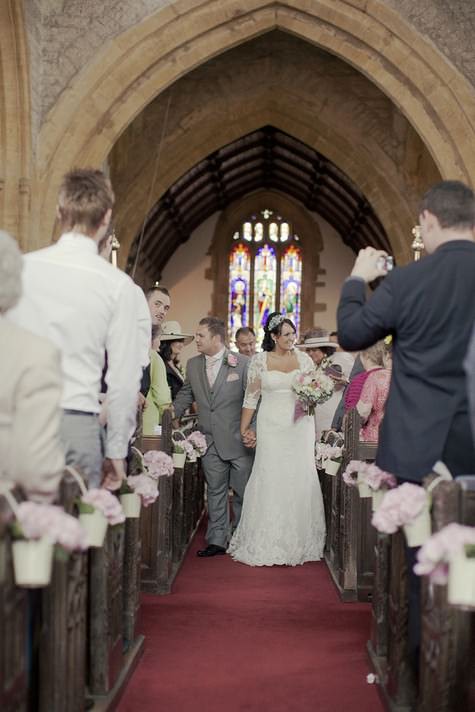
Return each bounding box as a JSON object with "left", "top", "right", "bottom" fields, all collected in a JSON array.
[{"left": 126, "top": 126, "right": 390, "bottom": 277}]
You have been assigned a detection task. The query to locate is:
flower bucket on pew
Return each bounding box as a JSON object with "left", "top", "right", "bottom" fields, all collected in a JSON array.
[
  {"left": 0, "top": 485, "right": 87, "bottom": 588},
  {"left": 343, "top": 461, "right": 397, "bottom": 504},
  {"left": 372, "top": 482, "right": 432, "bottom": 547},
  {"left": 186, "top": 431, "right": 208, "bottom": 461},
  {"left": 67, "top": 468, "right": 125, "bottom": 547},
  {"left": 414, "top": 523, "right": 475, "bottom": 608},
  {"left": 315, "top": 442, "right": 343, "bottom": 476},
  {"left": 172, "top": 429, "right": 192, "bottom": 467},
  {"left": 119, "top": 448, "right": 160, "bottom": 516}
]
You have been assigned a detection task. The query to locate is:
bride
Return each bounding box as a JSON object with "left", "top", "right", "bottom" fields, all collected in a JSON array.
[{"left": 228, "top": 312, "right": 326, "bottom": 566}]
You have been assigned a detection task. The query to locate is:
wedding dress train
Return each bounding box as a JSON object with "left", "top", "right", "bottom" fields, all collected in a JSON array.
[{"left": 228, "top": 349, "right": 326, "bottom": 566}]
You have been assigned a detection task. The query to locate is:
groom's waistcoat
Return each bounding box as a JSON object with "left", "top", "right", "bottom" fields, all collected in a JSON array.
[{"left": 173, "top": 351, "right": 250, "bottom": 460}]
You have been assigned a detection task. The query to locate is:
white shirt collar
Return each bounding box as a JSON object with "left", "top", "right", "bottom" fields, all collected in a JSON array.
[
  {"left": 205, "top": 347, "right": 226, "bottom": 363},
  {"left": 58, "top": 232, "right": 99, "bottom": 254}
]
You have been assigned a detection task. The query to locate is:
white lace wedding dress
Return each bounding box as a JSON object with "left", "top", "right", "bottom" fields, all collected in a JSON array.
[{"left": 228, "top": 349, "right": 326, "bottom": 566}]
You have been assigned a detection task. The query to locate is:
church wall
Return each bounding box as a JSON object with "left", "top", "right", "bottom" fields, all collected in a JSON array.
[{"left": 161, "top": 211, "right": 355, "bottom": 365}]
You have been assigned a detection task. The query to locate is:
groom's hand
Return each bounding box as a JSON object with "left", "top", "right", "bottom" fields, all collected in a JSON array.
[{"left": 241, "top": 429, "right": 256, "bottom": 448}]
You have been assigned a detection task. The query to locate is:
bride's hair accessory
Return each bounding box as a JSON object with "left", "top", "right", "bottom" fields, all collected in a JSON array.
[{"left": 267, "top": 314, "right": 285, "bottom": 332}]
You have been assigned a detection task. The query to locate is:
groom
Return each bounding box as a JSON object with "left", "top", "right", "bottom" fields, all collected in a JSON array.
[{"left": 173, "top": 316, "right": 255, "bottom": 557}]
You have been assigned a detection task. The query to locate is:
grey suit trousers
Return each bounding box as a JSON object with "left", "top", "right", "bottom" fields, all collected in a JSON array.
[
  {"left": 60, "top": 412, "right": 103, "bottom": 487},
  {"left": 201, "top": 443, "right": 253, "bottom": 547}
]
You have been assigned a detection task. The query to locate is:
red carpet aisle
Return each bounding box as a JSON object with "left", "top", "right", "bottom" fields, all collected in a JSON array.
[{"left": 117, "top": 523, "right": 384, "bottom": 712}]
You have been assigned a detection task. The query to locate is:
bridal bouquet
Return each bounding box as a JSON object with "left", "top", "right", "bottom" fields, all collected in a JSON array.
[{"left": 292, "top": 370, "right": 334, "bottom": 421}]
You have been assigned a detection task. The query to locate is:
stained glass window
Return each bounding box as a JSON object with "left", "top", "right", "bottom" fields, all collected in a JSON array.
[
  {"left": 280, "top": 245, "right": 302, "bottom": 334},
  {"left": 228, "top": 244, "right": 251, "bottom": 341},
  {"left": 253, "top": 244, "right": 277, "bottom": 345},
  {"left": 227, "top": 210, "right": 303, "bottom": 344}
]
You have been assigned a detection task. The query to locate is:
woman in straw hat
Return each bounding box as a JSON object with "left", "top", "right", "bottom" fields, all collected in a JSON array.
[{"left": 159, "top": 321, "right": 194, "bottom": 400}]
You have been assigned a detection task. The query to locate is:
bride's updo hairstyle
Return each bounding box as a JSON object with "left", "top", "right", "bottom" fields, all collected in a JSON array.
[{"left": 262, "top": 311, "right": 296, "bottom": 351}]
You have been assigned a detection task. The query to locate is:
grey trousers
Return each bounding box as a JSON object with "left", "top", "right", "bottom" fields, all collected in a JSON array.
[
  {"left": 201, "top": 443, "right": 253, "bottom": 548},
  {"left": 60, "top": 412, "right": 103, "bottom": 488}
]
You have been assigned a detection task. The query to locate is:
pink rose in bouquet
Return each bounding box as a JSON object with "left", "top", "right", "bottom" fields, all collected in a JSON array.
[
  {"left": 16, "top": 501, "right": 88, "bottom": 551},
  {"left": 143, "top": 450, "right": 174, "bottom": 478},
  {"left": 371, "top": 482, "right": 427, "bottom": 534},
  {"left": 292, "top": 370, "right": 334, "bottom": 421},
  {"left": 414, "top": 523, "right": 475, "bottom": 584},
  {"left": 127, "top": 474, "right": 159, "bottom": 507},
  {"left": 81, "top": 489, "right": 125, "bottom": 525},
  {"left": 187, "top": 431, "right": 208, "bottom": 457}
]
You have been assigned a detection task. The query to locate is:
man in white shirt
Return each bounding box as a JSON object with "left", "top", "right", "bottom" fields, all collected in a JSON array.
[{"left": 8, "top": 169, "right": 144, "bottom": 488}]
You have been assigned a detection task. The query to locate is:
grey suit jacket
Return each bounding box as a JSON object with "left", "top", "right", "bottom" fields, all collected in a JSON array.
[{"left": 173, "top": 350, "right": 251, "bottom": 460}]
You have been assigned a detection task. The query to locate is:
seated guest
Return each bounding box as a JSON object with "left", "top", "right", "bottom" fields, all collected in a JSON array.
[
  {"left": 8, "top": 170, "right": 144, "bottom": 489},
  {"left": 357, "top": 342, "right": 392, "bottom": 442},
  {"left": 143, "top": 325, "right": 172, "bottom": 436},
  {"left": 235, "top": 326, "right": 257, "bottom": 357},
  {"left": 158, "top": 321, "right": 194, "bottom": 400},
  {"left": 0, "top": 231, "right": 64, "bottom": 501}
]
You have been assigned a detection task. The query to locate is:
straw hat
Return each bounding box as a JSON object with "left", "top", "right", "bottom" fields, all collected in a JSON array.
[
  {"left": 296, "top": 335, "right": 337, "bottom": 350},
  {"left": 160, "top": 321, "right": 194, "bottom": 346}
]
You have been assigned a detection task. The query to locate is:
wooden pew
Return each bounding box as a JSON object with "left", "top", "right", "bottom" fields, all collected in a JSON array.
[
  {"left": 417, "top": 475, "right": 475, "bottom": 712},
  {"left": 0, "top": 490, "right": 28, "bottom": 712},
  {"left": 326, "top": 409, "right": 377, "bottom": 601},
  {"left": 38, "top": 471, "right": 88, "bottom": 712}
]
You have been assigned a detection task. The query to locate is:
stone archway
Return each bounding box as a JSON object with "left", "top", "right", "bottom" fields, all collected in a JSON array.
[
  {"left": 0, "top": 0, "right": 31, "bottom": 248},
  {"left": 35, "top": 0, "right": 475, "bottom": 254}
]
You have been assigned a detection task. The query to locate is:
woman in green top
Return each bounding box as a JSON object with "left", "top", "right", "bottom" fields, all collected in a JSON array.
[{"left": 142, "top": 326, "right": 172, "bottom": 436}]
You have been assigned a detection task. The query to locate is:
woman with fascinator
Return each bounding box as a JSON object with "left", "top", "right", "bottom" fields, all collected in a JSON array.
[{"left": 228, "top": 312, "right": 326, "bottom": 566}]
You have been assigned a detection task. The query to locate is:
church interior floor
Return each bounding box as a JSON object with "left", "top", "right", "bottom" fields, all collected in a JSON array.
[{"left": 117, "top": 522, "right": 384, "bottom": 712}]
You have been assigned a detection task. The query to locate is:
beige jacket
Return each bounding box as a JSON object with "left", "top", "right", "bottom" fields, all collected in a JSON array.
[{"left": 0, "top": 318, "right": 65, "bottom": 501}]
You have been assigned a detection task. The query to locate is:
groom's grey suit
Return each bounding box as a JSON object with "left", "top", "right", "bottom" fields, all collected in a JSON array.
[{"left": 173, "top": 350, "right": 254, "bottom": 548}]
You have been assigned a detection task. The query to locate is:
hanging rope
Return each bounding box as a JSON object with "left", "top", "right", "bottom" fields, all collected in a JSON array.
[{"left": 131, "top": 89, "right": 173, "bottom": 279}]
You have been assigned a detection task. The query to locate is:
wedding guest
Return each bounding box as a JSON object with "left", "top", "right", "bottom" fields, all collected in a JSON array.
[
  {"left": 140, "top": 284, "right": 171, "bottom": 398},
  {"left": 297, "top": 331, "right": 338, "bottom": 439},
  {"left": 331, "top": 355, "right": 364, "bottom": 431},
  {"left": 8, "top": 169, "right": 143, "bottom": 489},
  {"left": 0, "top": 231, "right": 64, "bottom": 502},
  {"left": 299, "top": 329, "right": 336, "bottom": 367},
  {"left": 143, "top": 325, "right": 172, "bottom": 436},
  {"left": 357, "top": 341, "right": 392, "bottom": 442},
  {"left": 344, "top": 341, "right": 386, "bottom": 413},
  {"left": 159, "top": 321, "right": 194, "bottom": 400},
  {"left": 235, "top": 327, "right": 257, "bottom": 357}
]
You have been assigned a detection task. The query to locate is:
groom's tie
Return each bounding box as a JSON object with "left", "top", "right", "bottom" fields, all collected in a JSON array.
[{"left": 206, "top": 354, "right": 222, "bottom": 388}]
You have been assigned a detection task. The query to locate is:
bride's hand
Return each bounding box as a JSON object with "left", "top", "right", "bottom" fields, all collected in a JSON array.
[{"left": 241, "top": 429, "right": 256, "bottom": 448}]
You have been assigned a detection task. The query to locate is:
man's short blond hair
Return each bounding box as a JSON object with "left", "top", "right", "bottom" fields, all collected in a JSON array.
[{"left": 57, "top": 169, "right": 115, "bottom": 234}]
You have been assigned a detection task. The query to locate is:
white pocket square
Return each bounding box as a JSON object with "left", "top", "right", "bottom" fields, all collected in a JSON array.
[{"left": 226, "top": 373, "right": 239, "bottom": 382}]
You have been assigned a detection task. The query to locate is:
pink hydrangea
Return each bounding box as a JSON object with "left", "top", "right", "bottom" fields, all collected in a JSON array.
[
  {"left": 414, "top": 523, "right": 475, "bottom": 584},
  {"left": 16, "top": 501, "right": 88, "bottom": 551},
  {"left": 81, "top": 489, "right": 125, "bottom": 525},
  {"left": 362, "top": 464, "right": 397, "bottom": 491},
  {"left": 371, "top": 482, "right": 428, "bottom": 534},
  {"left": 342, "top": 460, "right": 363, "bottom": 486},
  {"left": 127, "top": 474, "right": 159, "bottom": 507},
  {"left": 143, "top": 450, "right": 174, "bottom": 478},
  {"left": 187, "top": 431, "right": 208, "bottom": 456}
]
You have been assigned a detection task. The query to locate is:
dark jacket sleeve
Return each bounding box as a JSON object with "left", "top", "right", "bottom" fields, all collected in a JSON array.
[
  {"left": 464, "top": 321, "right": 475, "bottom": 445},
  {"left": 172, "top": 363, "right": 195, "bottom": 419},
  {"left": 337, "top": 276, "right": 396, "bottom": 352}
]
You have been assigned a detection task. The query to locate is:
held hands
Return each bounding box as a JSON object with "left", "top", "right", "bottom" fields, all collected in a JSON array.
[
  {"left": 351, "top": 247, "right": 390, "bottom": 283},
  {"left": 241, "top": 429, "right": 257, "bottom": 449}
]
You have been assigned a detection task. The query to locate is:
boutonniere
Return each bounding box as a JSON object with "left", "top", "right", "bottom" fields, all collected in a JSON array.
[{"left": 224, "top": 353, "right": 238, "bottom": 368}]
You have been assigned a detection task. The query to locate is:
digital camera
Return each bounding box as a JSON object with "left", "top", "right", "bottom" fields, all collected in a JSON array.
[{"left": 377, "top": 255, "right": 394, "bottom": 273}]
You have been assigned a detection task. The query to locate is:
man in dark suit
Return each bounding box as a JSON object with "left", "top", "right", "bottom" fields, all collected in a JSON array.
[{"left": 337, "top": 180, "right": 475, "bottom": 482}]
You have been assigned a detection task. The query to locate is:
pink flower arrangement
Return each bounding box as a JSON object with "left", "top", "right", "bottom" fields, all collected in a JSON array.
[
  {"left": 342, "top": 461, "right": 396, "bottom": 491},
  {"left": 127, "top": 474, "right": 159, "bottom": 507},
  {"left": 371, "top": 482, "right": 428, "bottom": 534},
  {"left": 225, "top": 353, "right": 238, "bottom": 368},
  {"left": 143, "top": 450, "right": 175, "bottom": 478},
  {"left": 15, "top": 501, "right": 88, "bottom": 551},
  {"left": 414, "top": 523, "right": 475, "bottom": 584},
  {"left": 186, "top": 431, "right": 208, "bottom": 457},
  {"left": 81, "top": 489, "right": 125, "bottom": 525}
]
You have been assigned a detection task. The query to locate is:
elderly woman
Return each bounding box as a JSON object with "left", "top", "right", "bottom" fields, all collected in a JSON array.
[
  {"left": 355, "top": 340, "right": 392, "bottom": 442},
  {"left": 0, "top": 231, "right": 64, "bottom": 501}
]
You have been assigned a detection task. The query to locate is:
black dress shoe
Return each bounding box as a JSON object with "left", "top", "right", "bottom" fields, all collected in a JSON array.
[{"left": 197, "top": 544, "right": 226, "bottom": 557}]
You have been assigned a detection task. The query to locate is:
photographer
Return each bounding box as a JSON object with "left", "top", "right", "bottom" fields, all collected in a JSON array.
[{"left": 337, "top": 180, "right": 475, "bottom": 483}]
